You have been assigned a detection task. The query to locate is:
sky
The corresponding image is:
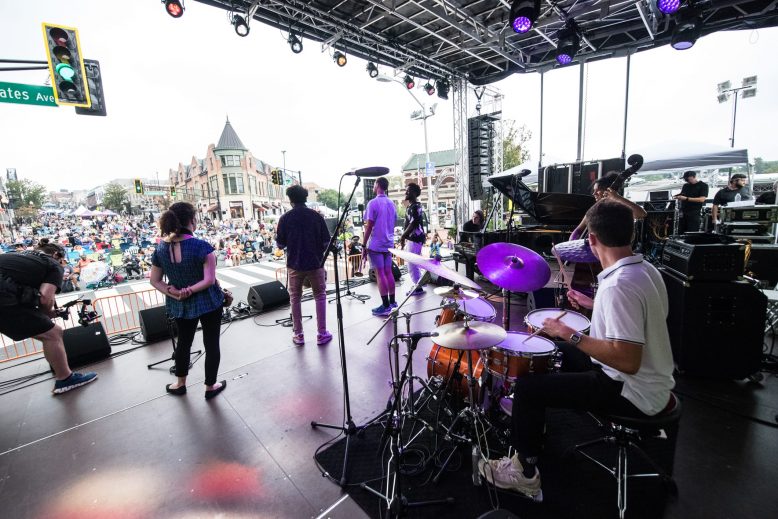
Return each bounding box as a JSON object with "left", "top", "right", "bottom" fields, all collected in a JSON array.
[{"left": 0, "top": 0, "right": 776, "bottom": 193}]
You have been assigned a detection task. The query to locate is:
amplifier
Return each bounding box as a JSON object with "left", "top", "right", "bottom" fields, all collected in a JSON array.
[
  {"left": 661, "top": 236, "right": 744, "bottom": 281},
  {"left": 717, "top": 222, "right": 769, "bottom": 236},
  {"left": 720, "top": 204, "right": 778, "bottom": 223}
]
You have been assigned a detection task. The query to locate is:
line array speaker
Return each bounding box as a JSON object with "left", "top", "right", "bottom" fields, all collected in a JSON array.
[{"left": 248, "top": 281, "right": 290, "bottom": 313}]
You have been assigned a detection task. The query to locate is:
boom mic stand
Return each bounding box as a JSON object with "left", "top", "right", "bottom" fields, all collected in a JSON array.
[{"left": 311, "top": 175, "right": 367, "bottom": 486}]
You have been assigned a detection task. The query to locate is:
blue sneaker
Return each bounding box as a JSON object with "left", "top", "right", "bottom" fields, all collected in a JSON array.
[
  {"left": 371, "top": 304, "right": 386, "bottom": 314},
  {"left": 406, "top": 287, "right": 425, "bottom": 296},
  {"left": 372, "top": 305, "right": 391, "bottom": 316},
  {"left": 390, "top": 302, "right": 399, "bottom": 309},
  {"left": 53, "top": 372, "right": 98, "bottom": 394}
]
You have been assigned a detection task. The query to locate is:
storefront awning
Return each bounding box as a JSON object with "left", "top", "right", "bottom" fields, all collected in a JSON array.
[{"left": 253, "top": 202, "right": 266, "bottom": 211}]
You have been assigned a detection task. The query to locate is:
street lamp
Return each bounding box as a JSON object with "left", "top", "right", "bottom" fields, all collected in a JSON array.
[
  {"left": 717, "top": 76, "right": 757, "bottom": 148},
  {"left": 376, "top": 73, "right": 439, "bottom": 230}
]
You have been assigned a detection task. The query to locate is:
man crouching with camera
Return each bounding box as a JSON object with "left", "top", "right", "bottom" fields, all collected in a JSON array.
[{"left": 0, "top": 239, "right": 97, "bottom": 394}]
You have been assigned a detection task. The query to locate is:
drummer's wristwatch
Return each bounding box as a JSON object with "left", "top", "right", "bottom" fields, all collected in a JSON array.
[{"left": 569, "top": 331, "right": 584, "bottom": 345}]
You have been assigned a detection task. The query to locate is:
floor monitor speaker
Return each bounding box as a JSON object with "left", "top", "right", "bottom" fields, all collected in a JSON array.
[
  {"left": 60, "top": 322, "right": 111, "bottom": 369},
  {"left": 248, "top": 281, "right": 290, "bottom": 312},
  {"left": 139, "top": 306, "right": 172, "bottom": 342}
]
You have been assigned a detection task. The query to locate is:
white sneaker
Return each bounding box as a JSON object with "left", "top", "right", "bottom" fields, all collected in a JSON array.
[{"left": 478, "top": 453, "right": 543, "bottom": 501}]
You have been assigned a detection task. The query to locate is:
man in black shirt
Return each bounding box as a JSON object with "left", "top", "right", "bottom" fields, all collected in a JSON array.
[
  {"left": 0, "top": 241, "right": 97, "bottom": 394},
  {"left": 756, "top": 180, "right": 778, "bottom": 205},
  {"left": 399, "top": 183, "right": 427, "bottom": 296},
  {"left": 712, "top": 173, "right": 751, "bottom": 223},
  {"left": 673, "top": 171, "right": 709, "bottom": 233}
]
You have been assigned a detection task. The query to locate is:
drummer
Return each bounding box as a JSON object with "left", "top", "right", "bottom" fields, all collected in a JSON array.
[{"left": 479, "top": 200, "right": 675, "bottom": 501}]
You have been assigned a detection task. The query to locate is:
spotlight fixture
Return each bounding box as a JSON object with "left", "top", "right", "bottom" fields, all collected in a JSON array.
[
  {"left": 436, "top": 78, "right": 450, "bottom": 100},
  {"left": 555, "top": 28, "right": 580, "bottom": 65},
  {"left": 233, "top": 14, "right": 249, "bottom": 36},
  {"left": 288, "top": 32, "right": 303, "bottom": 54},
  {"left": 671, "top": 11, "right": 701, "bottom": 50},
  {"left": 509, "top": 0, "right": 539, "bottom": 34},
  {"left": 404, "top": 75, "right": 415, "bottom": 90},
  {"left": 656, "top": 0, "right": 681, "bottom": 15},
  {"left": 366, "top": 62, "right": 379, "bottom": 78},
  {"left": 333, "top": 51, "right": 347, "bottom": 67},
  {"left": 163, "top": 0, "right": 184, "bottom": 18},
  {"left": 424, "top": 82, "right": 435, "bottom": 96}
]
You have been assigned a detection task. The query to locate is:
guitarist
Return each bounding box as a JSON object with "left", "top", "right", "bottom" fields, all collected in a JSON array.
[{"left": 570, "top": 172, "right": 647, "bottom": 240}]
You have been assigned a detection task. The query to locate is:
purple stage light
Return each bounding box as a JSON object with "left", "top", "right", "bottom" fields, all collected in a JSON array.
[
  {"left": 556, "top": 54, "right": 573, "bottom": 65},
  {"left": 657, "top": 0, "right": 681, "bottom": 15},
  {"left": 512, "top": 16, "right": 533, "bottom": 34}
]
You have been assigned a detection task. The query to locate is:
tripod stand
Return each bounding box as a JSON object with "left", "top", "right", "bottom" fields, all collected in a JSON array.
[
  {"left": 147, "top": 316, "right": 203, "bottom": 375},
  {"left": 311, "top": 174, "right": 367, "bottom": 486},
  {"left": 329, "top": 209, "right": 370, "bottom": 304}
]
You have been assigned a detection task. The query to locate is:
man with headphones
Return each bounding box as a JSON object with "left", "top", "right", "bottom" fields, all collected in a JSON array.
[{"left": 0, "top": 239, "right": 97, "bottom": 394}]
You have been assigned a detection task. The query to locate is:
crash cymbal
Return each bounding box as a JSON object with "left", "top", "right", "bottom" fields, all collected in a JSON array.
[
  {"left": 433, "top": 286, "right": 479, "bottom": 300},
  {"left": 433, "top": 321, "right": 507, "bottom": 351},
  {"left": 388, "top": 248, "right": 481, "bottom": 291},
  {"left": 475, "top": 242, "right": 550, "bottom": 293}
]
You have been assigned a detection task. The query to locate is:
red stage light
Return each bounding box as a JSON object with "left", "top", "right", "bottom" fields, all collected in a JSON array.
[{"left": 165, "top": 0, "right": 184, "bottom": 18}]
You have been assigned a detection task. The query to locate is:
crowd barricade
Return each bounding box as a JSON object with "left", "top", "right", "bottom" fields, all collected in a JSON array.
[
  {"left": 0, "top": 289, "right": 166, "bottom": 364},
  {"left": 274, "top": 254, "right": 364, "bottom": 285}
]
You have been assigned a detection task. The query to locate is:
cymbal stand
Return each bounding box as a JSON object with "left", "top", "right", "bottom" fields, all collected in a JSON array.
[
  {"left": 432, "top": 315, "right": 494, "bottom": 485},
  {"left": 360, "top": 333, "right": 455, "bottom": 517},
  {"left": 502, "top": 288, "right": 511, "bottom": 330}
]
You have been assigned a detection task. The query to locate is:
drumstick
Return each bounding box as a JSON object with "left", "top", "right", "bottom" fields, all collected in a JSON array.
[
  {"left": 552, "top": 246, "right": 573, "bottom": 289},
  {"left": 522, "top": 310, "right": 567, "bottom": 343}
]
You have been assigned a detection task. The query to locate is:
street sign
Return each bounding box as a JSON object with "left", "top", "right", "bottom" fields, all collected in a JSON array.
[
  {"left": 425, "top": 161, "right": 435, "bottom": 177},
  {"left": 0, "top": 81, "right": 57, "bottom": 107}
]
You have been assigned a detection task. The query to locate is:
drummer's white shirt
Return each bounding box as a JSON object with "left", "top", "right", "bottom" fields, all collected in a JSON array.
[{"left": 590, "top": 254, "right": 675, "bottom": 415}]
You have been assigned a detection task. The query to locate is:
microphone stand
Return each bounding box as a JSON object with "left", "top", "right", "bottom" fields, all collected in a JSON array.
[
  {"left": 329, "top": 209, "right": 370, "bottom": 304},
  {"left": 311, "top": 175, "right": 367, "bottom": 486}
]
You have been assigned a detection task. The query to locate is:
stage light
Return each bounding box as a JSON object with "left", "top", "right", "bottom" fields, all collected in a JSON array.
[
  {"left": 656, "top": 0, "right": 681, "bottom": 15},
  {"left": 404, "top": 75, "right": 415, "bottom": 89},
  {"left": 163, "top": 0, "right": 184, "bottom": 18},
  {"left": 510, "top": 0, "right": 538, "bottom": 34},
  {"left": 333, "top": 51, "right": 347, "bottom": 67},
  {"left": 288, "top": 32, "right": 303, "bottom": 53},
  {"left": 437, "top": 78, "right": 450, "bottom": 100},
  {"left": 424, "top": 82, "right": 435, "bottom": 96},
  {"left": 233, "top": 14, "right": 249, "bottom": 37},
  {"left": 556, "top": 29, "right": 580, "bottom": 65},
  {"left": 671, "top": 13, "right": 701, "bottom": 50},
  {"left": 366, "top": 62, "right": 379, "bottom": 78}
]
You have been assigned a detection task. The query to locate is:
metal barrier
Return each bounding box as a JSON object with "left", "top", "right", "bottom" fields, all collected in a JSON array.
[
  {"left": 0, "top": 289, "right": 165, "bottom": 364},
  {"left": 275, "top": 254, "right": 364, "bottom": 284}
]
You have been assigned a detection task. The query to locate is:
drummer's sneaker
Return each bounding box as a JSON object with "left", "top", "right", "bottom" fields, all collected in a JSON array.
[
  {"left": 53, "top": 372, "right": 98, "bottom": 395},
  {"left": 317, "top": 331, "right": 333, "bottom": 345},
  {"left": 372, "top": 304, "right": 392, "bottom": 316},
  {"left": 406, "top": 287, "right": 425, "bottom": 296},
  {"left": 478, "top": 453, "right": 543, "bottom": 501}
]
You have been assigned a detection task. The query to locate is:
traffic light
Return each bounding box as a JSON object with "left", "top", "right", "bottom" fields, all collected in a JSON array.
[
  {"left": 271, "top": 169, "right": 281, "bottom": 185},
  {"left": 134, "top": 179, "right": 143, "bottom": 194},
  {"left": 170, "top": 185, "right": 177, "bottom": 197},
  {"left": 75, "top": 59, "right": 106, "bottom": 116},
  {"left": 41, "top": 23, "right": 91, "bottom": 108}
]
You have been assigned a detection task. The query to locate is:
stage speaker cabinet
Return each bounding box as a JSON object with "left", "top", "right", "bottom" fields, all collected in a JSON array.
[
  {"left": 248, "top": 280, "right": 290, "bottom": 313},
  {"left": 139, "top": 305, "right": 173, "bottom": 343},
  {"left": 747, "top": 244, "right": 778, "bottom": 285},
  {"left": 60, "top": 322, "right": 111, "bottom": 369},
  {"left": 660, "top": 268, "right": 766, "bottom": 379},
  {"left": 540, "top": 164, "right": 572, "bottom": 193},
  {"left": 369, "top": 262, "right": 402, "bottom": 282},
  {"left": 362, "top": 179, "right": 377, "bottom": 206}
]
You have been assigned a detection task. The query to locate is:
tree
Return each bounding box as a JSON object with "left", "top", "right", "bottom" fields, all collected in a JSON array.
[
  {"left": 317, "top": 188, "right": 345, "bottom": 210},
  {"left": 102, "top": 183, "right": 129, "bottom": 212},
  {"left": 502, "top": 120, "right": 532, "bottom": 170},
  {"left": 754, "top": 157, "right": 765, "bottom": 175},
  {"left": 6, "top": 179, "right": 47, "bottom": 209}
]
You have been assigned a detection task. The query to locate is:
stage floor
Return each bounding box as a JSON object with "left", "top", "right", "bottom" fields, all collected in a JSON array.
[{"left": 0, "top": 276, "right": 776, "bottom": 518}]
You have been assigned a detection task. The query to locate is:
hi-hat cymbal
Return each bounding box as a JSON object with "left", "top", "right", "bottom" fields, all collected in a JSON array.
[
  {"left": 476, "top": 242, "right": 551, "bottom": 293},
  {"left": 389, "top": 248, "right": 481, "bottom": 290},
  {"left": 433, "top": 286, "right": 479, "bottom": 300},
  {"left": 433, "top": 321, "right": 507, "bottom": 351}
]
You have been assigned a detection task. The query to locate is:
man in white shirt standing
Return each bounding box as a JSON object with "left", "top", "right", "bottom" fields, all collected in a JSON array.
[
  {"left": 479, "top": 199, "right": 675, "bottom": 501},
  {"left": 361, "top": 177, "right": 398, "bottom": 316}
]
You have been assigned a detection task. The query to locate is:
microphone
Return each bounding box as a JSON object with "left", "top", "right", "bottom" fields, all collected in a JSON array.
[
  {"left": 518, "top": 169, "right": 532, "bottom": 178},
  {"left": 346, "top": 166, "right": 390, "bottom": 177},
  {"left": 397, "top": 331, "right": 439, "bottom": 339}
]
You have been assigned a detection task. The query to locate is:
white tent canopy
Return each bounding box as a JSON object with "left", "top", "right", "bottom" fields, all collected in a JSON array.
[
  {"left": 72, "top": 205, "right": 90, "bottom": 216},
  {"left": 628, "top": 141, "right": 749, "bottom": 174}
]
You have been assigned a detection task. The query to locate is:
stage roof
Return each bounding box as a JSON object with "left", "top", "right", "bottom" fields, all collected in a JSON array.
[{"left": 193, "top": 0, "right": 778, "bottom": 85}]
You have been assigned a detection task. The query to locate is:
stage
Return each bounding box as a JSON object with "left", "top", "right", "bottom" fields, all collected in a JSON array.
[{"left": 0, "top": 276, "right": 776, "bottom": 518}]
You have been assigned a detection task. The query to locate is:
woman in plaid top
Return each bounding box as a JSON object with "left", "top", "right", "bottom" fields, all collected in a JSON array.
[{"left": 150, "top": 202, "right": 226, "bottom": 400}]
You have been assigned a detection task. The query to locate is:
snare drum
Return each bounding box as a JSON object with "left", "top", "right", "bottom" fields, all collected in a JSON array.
[
  {"left": 456, "top": 297, "right": 496, "bottom": 322},
  {"left": 524, "top": 308, "right": 590, "bottom": 340},
  {"left": 484, "top": 332, "right": 557, "bottom": 380}
]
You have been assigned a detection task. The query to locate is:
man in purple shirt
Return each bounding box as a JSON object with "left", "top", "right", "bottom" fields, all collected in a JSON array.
[
  {"left": 276, "top": 185, "right": 333, "bottom": 346},
  {"left": 362, "top": 177, "right": 398, "bottom": 316}
]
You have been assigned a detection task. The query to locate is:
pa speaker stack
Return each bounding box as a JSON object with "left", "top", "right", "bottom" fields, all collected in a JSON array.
[{"left": 248, "top": 281, "right": 290, "bottom": 312}]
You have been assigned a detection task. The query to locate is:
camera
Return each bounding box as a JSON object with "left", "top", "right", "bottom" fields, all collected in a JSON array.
[{"left": 55, "top": 299, "right": 99, "bottom": 326}]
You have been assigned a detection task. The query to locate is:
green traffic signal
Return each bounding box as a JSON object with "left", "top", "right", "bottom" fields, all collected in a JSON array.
[{"left": 42, "top": 23, "right": 91, "bottom": 108}]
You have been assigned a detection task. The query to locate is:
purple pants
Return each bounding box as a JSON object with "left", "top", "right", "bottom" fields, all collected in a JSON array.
[{"left": 287, "top": 267, "right": 327, "bottom": 336}]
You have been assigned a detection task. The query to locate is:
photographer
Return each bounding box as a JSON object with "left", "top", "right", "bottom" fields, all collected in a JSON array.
[{"left": 0, "top": 240, "right": 98, "bottom": 394}]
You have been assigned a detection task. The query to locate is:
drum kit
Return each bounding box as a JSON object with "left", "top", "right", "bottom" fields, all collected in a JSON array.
[{"left": 366, "top": 242, "right": 593, "bottom": 498}]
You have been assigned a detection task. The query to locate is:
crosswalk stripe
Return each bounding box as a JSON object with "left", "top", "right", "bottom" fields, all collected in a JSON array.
[
  {"left": 216, "top": 270, "right": 265, "bottom": 284},
  {"left": 129, "top": 282, "right": 153, "bottom": 292},
  {"left": 236, "top": 265, "right": 277, "bottom": 278},
  {"left": 215, "top": 277, "right": 236, "bottom": 289}
]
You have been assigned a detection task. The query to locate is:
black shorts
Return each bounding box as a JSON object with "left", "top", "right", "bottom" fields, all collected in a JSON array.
[{"left": 0, "top": 306, "right": 55, "bottom": 341}]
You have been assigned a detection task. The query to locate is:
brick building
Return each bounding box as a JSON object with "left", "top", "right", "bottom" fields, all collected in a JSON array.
[{"left": 388, "top": 149, "right": 458, "bottom": 227}]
